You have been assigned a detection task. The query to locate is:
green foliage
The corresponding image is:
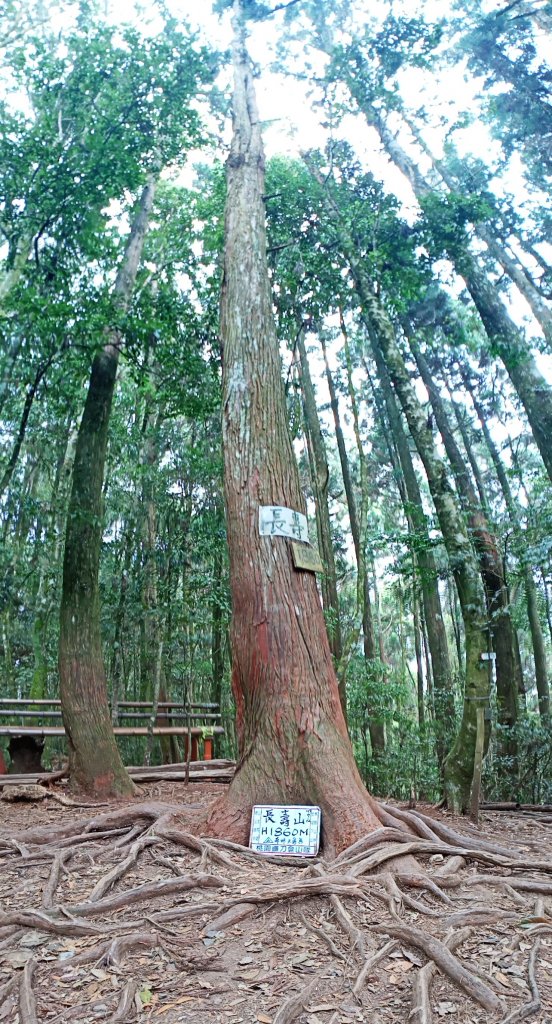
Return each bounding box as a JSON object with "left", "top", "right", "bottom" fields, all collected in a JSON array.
[
  {"left": 484, "top": 715, "right": 552, "bottom": 803},
  {"left": 347, "top": 654, "right": 441, "bottom": 801},
  {"left": 417, "top": 191, "right": 495, "bottom": 262}
]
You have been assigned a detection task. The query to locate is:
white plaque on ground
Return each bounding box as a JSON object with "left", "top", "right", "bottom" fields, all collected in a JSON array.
[
  {"left": 259, "top": 506, "right": 310, "bottom": 544},
  {"left": 250, "top": 805, "right": 321, "bottom": 857}
]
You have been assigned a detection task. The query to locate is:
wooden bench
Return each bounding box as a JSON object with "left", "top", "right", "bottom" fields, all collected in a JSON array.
[{"left": 0, "top": 699, "right": 224, "bottom": 773}]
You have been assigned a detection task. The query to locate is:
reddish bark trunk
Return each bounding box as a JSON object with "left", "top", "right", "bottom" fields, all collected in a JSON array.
[{"left": 206, "top": 2, "right": 380, "bottom": 855}]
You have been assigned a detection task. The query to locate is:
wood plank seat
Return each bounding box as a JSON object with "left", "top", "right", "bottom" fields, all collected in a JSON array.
[{"left": 0, "top": 699, "right": 224, "bottom": 770}]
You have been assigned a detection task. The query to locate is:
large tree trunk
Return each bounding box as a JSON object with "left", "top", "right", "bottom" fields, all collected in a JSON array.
[
  {"left": 207, "top": 2, "right": 381, "bottom": 855},
  {"left": 59, "top": 178, "right": 156, "bottom": 796}
]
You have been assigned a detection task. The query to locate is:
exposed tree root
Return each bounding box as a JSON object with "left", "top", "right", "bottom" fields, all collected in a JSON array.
[
  {"left": 328, "top": 892, "right": 366, "bottom": 954},
  {"left": 108, "top": 979, "right": 139, "bottom": 1023},
  {"left": 61, "top": 930, "right": 159, "bottom": 969},
  {"left": 42, "top": 849, "right": 74, "bottom": 908},
  {"left": 19, "top": 961, "right": 38, "bottom": 1024},
  {"left": 0, "top": 796, "right": 550, "bottom": 1024},
  {"left": 298, "top": 911, "right": 347, "bottom": 960},
  {"left": 272, "top": 976, "right": 319, "bottom": 1024},
  {"left": 87, "top": 835, "right": 159, "bottom": 900},
  {"left": 352, "top": 938, "right": 397, "bottom": 996},
  {"left": 410, "top": 927, "right": 471, "bottom": 1024},
  {"left": 374, "top": 921, "right": 505, "bottom": 1013}
]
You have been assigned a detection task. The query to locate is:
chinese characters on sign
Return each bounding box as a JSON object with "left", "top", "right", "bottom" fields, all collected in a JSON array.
[
  {"left": 291, "top": 541, "right": 323, "bottom": 574},
  {"left": 250, "top": 805, "right": 321, "bottom": 857},
  {"left": 259, "top": 506, "right": 310, "bottom": 545}
]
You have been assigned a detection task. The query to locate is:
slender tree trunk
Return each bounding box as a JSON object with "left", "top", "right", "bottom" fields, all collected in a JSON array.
[
  {"left": 350, "top": 102, "right": 552, "bottom": 483},
  {"left": 404, "top": 115, "right": 552, "bottom": 347},
  {"left": 207, "top": 2, "right": 382, "bottom": 854},
  {"left": 461, "top": 365, "right": 550, "bottom": 719},
  {"left": 306, "top": 164, "right": 490, "bottom": 811},
  {"left": 59, "top": 177, "right": 156, "bottom": 796},
  {"left": 296, "top": 327, "right": 344, "bottom": 683},
  {"left": 450, "top": 399, "right": 488, "bottom": 510},
  {"left": 412, "top": 585, "right": 425, "bottom": 728},
  {"left": 0, "top": 337, "right": 23, "bottom": 418},
  {"left": 363, "top": 348, "right": 455, "bottom": 765},
  {"left": 140, "top": 401, "right": 166, "bottom": 766},
  {"left": 412, "top": 344, "right": 519, "bottom": 738},
  {"left": 320, "top": 335, "right": 385, "bottom": 754},
  {"left": 0, "top": 354, "right": 57, "bottom": 499}
]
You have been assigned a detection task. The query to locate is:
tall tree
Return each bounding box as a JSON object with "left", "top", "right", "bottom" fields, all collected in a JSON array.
[
  {"left": 365, "top": 347, "right": 455, "bottom": 766},
  {"left": 208, "top": 0, "right": 386, "bottom": 853},
  {"left": 59, "top": 178, "right": 156, "bottom": 796},
  {"left": 320, "top": 334, "right": 385, "bottom": 756},
  {"left": 295, "top": 327, "right": 344, "bottom": 679},
  {"left": 411, "top": 343, "right": 520, "bottom": 740},
  {"left": 306, "top": 160, "right": 490, "bottom": 810}
]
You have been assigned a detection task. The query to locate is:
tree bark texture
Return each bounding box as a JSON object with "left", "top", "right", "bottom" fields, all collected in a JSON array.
[
  {"left": 59, "top": 177, "right": 156, "bottom": 796},
  {"left": 209, "top": 3, "right": 382, "bottom": 854},
  {"left": 461, "top": 365, "right": 550, "bottom": 719}
]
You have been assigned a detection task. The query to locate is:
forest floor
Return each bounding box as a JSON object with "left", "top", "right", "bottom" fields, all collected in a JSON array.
[{"left": 0, "top": 778, "right": 551, "bottom": 1024}]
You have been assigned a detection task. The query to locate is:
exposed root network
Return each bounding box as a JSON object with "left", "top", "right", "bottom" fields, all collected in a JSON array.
[{"left": 0, "top": 789, "right": 550, "bottom": 1024}]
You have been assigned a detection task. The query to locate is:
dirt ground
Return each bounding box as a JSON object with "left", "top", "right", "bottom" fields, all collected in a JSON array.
[{"left": 0, "top": 780, "right": 550, "bottom": 1024}]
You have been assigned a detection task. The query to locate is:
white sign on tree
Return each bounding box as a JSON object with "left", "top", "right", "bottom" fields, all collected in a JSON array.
[
  {"left": 259, "top": 506, "right": 310, "bottom": 544},
  {"left": 250, "top": 805, "right": 321, "bottom": 856}
]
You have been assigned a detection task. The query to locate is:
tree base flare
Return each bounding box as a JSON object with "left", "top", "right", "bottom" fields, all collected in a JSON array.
[{"left": 203, "top": 748, "right": 385, "bottom": 857}]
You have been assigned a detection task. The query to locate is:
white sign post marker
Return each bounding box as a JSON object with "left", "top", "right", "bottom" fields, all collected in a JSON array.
[{"left": 250, "top": 805, "right": 321, "bottom": 857}]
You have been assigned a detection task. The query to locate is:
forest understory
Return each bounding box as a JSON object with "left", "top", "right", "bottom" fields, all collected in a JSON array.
[{"left": 0, "top": 778, "right": 551, "bottom": 1024}]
